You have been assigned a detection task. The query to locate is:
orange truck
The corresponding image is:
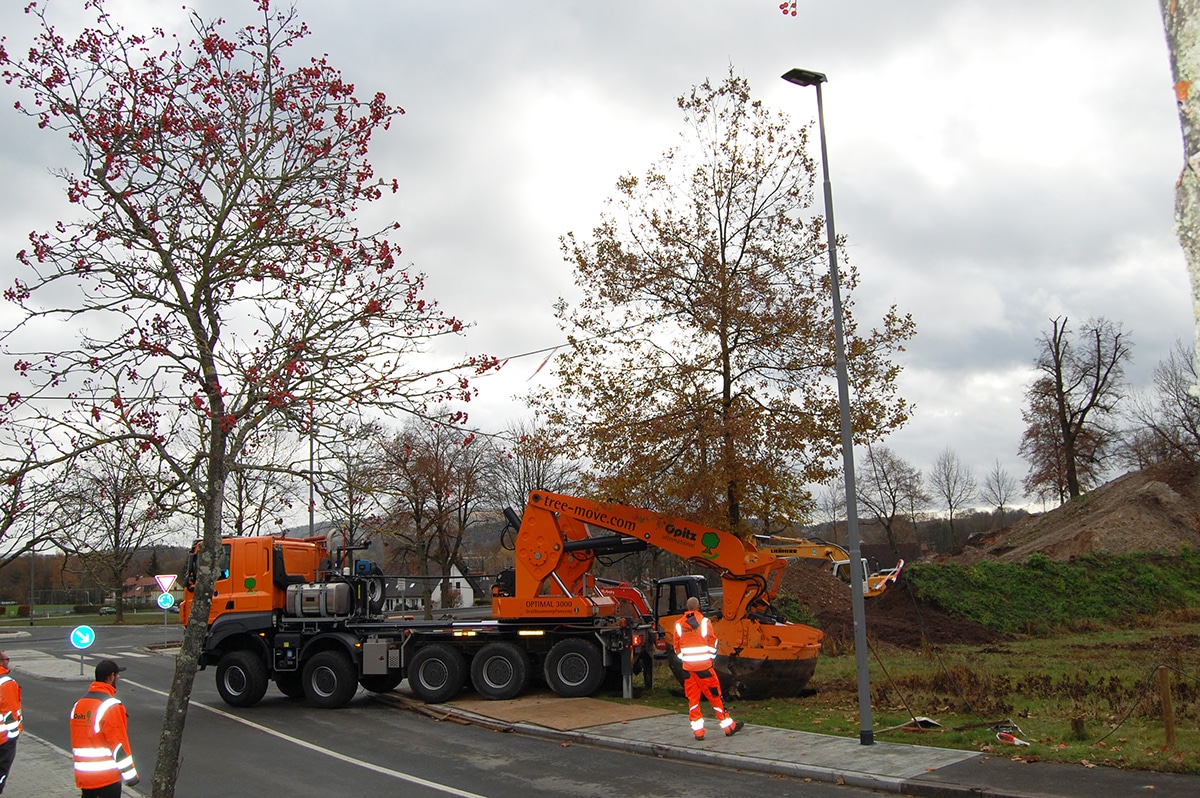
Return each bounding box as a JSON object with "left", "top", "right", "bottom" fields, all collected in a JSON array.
[
  {"left": 181, "top": 491, "right": 821, "bottom": 708},
  {"left": 181, "top": 526, "right": 656, "bottom": 709}
]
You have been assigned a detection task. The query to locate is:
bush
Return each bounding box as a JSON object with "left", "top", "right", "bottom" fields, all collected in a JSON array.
[{"left": 773, "top": 591, "right": 818, "bottom": 627}]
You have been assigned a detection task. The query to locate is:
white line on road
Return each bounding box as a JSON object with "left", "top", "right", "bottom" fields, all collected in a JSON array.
[{"left": 128, "top": 680, "right": 489, "bottom": 798}]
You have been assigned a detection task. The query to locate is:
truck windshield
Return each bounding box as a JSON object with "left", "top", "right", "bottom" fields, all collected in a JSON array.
[{"left": 185, "top": 543, "right": 231, "bottom": 586}]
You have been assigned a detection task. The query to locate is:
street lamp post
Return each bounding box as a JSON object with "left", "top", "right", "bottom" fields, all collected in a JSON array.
[{"left": 782, "top": 67, "right": 874, "bottom": 745}]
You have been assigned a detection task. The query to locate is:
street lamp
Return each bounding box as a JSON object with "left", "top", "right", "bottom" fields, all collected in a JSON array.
[{"left": 782, "top": 67, "right": 874, "bottom": 745}]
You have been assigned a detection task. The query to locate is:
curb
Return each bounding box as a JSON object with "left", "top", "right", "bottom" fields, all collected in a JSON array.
[{"left": 383, "top": 694, "right": 1001, "bottom": 798}]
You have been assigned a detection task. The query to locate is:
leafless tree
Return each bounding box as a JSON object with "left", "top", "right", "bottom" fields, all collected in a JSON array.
[
  {"left": 1122, "top": 340, "right": 1200, "bottom": 465},
  {"left": 1020, "top": 317, "right": 1131, "bottom": 502},
  {"left": 927, "top": 448, "right": 977, "bottom": 545},
  {"left": 50, "top": 442, "right": 175, "bottom": 621},
  {"left": 376, "top": 419, "right": 489, "bottom": 617},
  {"left": 856, "top": 445, "right": 930, "bottom": 558},
  {"left": 814, "top": 479, "right": 847, "bottom": 544},
  {"left": 224, "top": 425, "right": 307, "bottom": 538},
  {"left": 490, "top": 418, "right": 582, "bottom": 512},
  {"left": 312, "top": 422, "right": 389, "bottom": 546},
  {"left": 979, "top": 458, "right": 1020, "bottom": 525}
]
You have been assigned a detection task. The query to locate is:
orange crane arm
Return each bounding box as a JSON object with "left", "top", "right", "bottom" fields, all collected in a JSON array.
[{"left": 493, "top": 491, "right": 787, "bottom": 622}]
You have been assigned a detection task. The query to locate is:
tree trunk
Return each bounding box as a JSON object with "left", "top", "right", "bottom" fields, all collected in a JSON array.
[
  {"left": 151, "top": 435, "right": 228, "bottom": 798},
  {"left": 1161, "top": 0, "right": 1200, "bottom": 396}
]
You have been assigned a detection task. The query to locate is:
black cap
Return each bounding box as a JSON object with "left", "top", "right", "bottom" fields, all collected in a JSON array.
[{"left": 95, "top": 659, "right": 125, "bottom": 681}]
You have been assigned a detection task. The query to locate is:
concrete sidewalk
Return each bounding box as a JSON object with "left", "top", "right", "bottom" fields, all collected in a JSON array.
[
  {"left": 394, "top": 693, "right": 1200, "bottom": 798},
  {"left": 2, "top": 731, "right": 143, "bottom": 798}
]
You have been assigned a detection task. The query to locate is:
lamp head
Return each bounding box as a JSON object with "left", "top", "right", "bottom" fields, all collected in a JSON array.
[{"left": 782, "top": 68, "right": 827, "bottom": 87}]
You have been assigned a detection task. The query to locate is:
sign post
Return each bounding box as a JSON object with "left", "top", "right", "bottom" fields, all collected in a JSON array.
[
  {"left": 155, "top": 575, "right": 177, "bottom": 644},
  {"left": 70, "top": 625, "right": 95, "bottom": 676}
]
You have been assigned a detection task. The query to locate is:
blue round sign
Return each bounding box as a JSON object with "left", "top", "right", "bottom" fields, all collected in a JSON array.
[
  {"left": 70, "top": 626, "right": 96, "bottom": 650},
  {"left": 156, "top": 592, "right": 175, "bottom": 610}
]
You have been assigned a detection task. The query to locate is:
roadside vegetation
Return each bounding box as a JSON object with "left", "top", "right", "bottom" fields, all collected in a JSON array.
[
  {"left": 621, "top": 553, "right": 1200, "bottom": 774},
  {"left": 0, "top": 607, "right": 178, "bottom": 626},
  {"left": 903, "top": 551, "right": 1200, "bottom": 634}
]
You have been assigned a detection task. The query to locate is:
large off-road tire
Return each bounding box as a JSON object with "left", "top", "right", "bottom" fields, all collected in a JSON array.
[
  {"left": 470, "top": 642, "right": 531, "bottom": 700},
  {"left": 274, "top": 670, "right": 305, "bottom": 699},
  {"left": 302, "top": 650, "right": 359, "bottom": 708},
  {"left": 407, "top": 644, "right": 466, "bottom": 704},
  {"left": 544, "top": 638, "right": 605, "bottom": 698},
  {"left": 359, "top": 672, "right": 404, "bottom": 694},
  {"left": 216, "top": 651, "right": 269, "bottom": 708}
]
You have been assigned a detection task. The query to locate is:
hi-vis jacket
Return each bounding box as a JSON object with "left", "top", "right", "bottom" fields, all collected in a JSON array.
[
  {"left": 70, "top": 681, "right": 137, "bottom": 789},
  {"left": 674, "top": 610, "right": 718, "bottom": 672},
  {"left": 0, "top": 668, "right": 21, "bottom": 743}
]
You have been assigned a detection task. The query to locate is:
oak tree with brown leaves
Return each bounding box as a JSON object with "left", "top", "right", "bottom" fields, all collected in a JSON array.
[{"left": 534, "top": 70, "right": 913, "bottom": 534}]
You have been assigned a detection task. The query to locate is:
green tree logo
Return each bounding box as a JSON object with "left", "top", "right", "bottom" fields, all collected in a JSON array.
[{"left": 701, "top": 532, "right": 720, "bottom": 559}]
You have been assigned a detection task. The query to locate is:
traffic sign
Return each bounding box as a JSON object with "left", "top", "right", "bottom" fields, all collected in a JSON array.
[
  {"left": 156, "top": 592, "right": 175, "bottom": 610},
  {"left": 154, "top": 574, "right": 177, "bottom": 593},
  {"left": 70, "top": 626, "right": 96, "bottom": 650}
]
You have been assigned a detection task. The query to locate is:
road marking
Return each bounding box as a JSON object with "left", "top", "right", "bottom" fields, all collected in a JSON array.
[{"left": 128, "top": 679, "right": 488, "bottom": 798}]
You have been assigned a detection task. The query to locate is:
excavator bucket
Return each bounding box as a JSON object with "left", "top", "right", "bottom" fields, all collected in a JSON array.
[
  {"left": 667, "top": 653, "right": 819, "bottom": 699},
  {"left": 662, "top": 612, "right": 823, "bottom": 699}
]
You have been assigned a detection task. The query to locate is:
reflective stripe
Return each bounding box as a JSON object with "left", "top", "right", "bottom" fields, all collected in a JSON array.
[
  {"left": 93, "top": 698, "right": 121, "bottom": 735},
  {"left": 73, "top": 747, "right": 112, "bottom": 757},
  {"left": 73, "top": 759, "right": 120, "bottom": 773}
]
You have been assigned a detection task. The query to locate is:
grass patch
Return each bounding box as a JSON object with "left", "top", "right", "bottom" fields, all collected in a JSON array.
[
  {"left": 0, "top": 609, "right": 178, "bottom": 627},
  {"left": 612, "top": 614, "right": 1200, "bottom": 774},
  {"left": 903, "top": 550, "right": 1200, "bottom": 634}
]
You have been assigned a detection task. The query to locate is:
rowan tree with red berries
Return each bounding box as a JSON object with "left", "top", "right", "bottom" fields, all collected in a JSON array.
[{"left": 0, "top": 2, "right": 494, "bottom": 794}]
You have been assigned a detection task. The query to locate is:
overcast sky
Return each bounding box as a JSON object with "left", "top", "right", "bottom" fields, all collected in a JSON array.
[{"left": 0, "top": 1, "right": 1193, "bottom": 511}]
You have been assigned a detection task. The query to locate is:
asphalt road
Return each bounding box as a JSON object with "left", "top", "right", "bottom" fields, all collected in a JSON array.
[{"left": 9, "top": 625, "right": 881, "bottom": 798}]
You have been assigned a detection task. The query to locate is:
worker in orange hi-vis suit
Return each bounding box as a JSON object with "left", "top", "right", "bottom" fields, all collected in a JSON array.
[
  {"left": 673, "top": 596, "right": 743, "bottom": 741},
  {"left": 0, "top": 650, "right": 22, "bottom": 794},
  {"left": 70, "top": 659, "right": 138, "bottom": 798}
]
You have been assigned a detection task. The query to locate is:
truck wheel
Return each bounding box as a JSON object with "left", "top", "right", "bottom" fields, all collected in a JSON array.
[
  {"left": 407, "top": 644, "right": 466, "bottom": 704},
  {"left": 302, "top": 650, "right": 358, "bottom": 708},
  {"left": 274, "top": 671, "right": 305, "bottom": 699},
  {"left": 470, "top": 642, "right": 530, "bottom": 700},
  {"left": 359, "top": 672, "right": 404, "bottom": 693},
  {"left": 366, "top": 577, "right": 386, "bottom": 615},
  {"left": 216, "top": 651, "right": 269, "bottom": 708},
  {"left": 544, "top": 638, "right": 605, "bottom": 698}
]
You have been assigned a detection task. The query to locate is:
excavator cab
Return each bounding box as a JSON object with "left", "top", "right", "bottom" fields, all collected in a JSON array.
[{"left": 653, "top": 574, "right": 712, "bottom": 618}]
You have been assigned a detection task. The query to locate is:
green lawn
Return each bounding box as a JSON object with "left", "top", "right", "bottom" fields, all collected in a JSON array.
[{"left": 616, "top": 611, "right": 1200, "bottom": 774}]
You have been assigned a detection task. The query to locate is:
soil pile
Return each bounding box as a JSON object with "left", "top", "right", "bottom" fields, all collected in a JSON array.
[
  {"left": 954, "top": 461, "right": 1200, "bottom": 565},
  {"left": 779, "top": 561, "right": 1004, "bottom": 650}
]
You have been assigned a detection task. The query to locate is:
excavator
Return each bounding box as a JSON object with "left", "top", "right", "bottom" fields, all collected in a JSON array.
[
  {"left": 757, "top": 534, "right": 903, "bottom": 598},
  {"left": 496, "top": 491, "right": 824, "bottom": 698}
]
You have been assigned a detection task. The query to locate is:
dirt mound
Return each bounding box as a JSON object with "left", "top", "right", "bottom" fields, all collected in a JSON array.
[
  {"left": 955, "top": 462, "right": 1200, "bottom": 565},
  {"left": 779, "top": 561, "right": 1004, "bottom": 649}
]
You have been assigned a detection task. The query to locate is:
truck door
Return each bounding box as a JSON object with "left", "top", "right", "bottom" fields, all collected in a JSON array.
[{"left": 210, "top": 538, "right": 274, "bottom": 617}]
